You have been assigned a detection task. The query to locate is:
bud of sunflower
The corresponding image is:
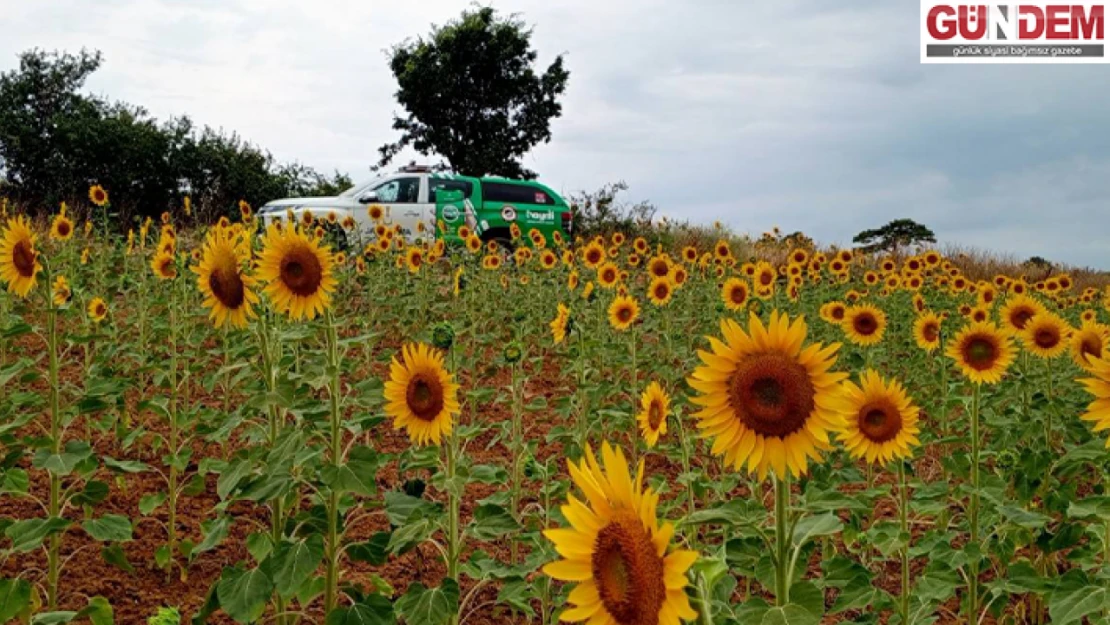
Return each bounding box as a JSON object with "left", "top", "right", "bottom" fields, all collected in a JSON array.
[
  {"left": 503, "top": 341, "right": 523, "bottom": 363},
  {"left": 431, "top": 322, "right": 456, "bottom": 351}
]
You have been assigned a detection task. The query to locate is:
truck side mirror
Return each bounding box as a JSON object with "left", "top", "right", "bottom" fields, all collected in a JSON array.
[{"left": 358, "top": 191, "right": 379, "bottom": 204}]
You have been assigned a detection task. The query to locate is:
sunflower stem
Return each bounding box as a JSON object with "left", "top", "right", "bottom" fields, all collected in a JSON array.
[
  {"left": 898, "top": 460, "right": 911, "bottom": 625},
  {"left": 509, "top": 358, "right": 522, "bottom": 565},
  {"left": 257, "top": 312, "right": 290, "bottom": 625},
  {"left": 967, "top": 382, "right": 982, "bottom": 621},
  {"left": 629, "top": 326, "right": 639, "bottom": 468},
  {"left": 166, "top": 264, "right": 180, "bottom": 575},
  {"left": 45, "top": 270, "right": 62, "bottom": 611},
  {"left": 323, "top": 310, "right": 344, "bottom": 616},
  {"left": 773, "top": 474, "right": 791, "bottom": 606}
]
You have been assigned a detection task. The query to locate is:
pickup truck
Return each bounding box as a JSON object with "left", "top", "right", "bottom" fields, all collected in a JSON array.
[{"left": 257, "top": 164, "right": 573, "bottom": 247}]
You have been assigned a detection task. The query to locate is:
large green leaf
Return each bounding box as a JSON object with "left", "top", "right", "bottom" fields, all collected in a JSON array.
[
  {"left": 5, "top": 517, "right": 71, "bottom": 552},
  {"left": 325, "top": 594, "right": 394, "bottom": 625},
  {"left": 791, "top": 513, "right": 843, "bottom": 547},
  {"left": 82, "top": 515, "right": 133, "bottom": 542},
  {"left": 32, "top": 441, "right": 93, "bottom": 476},
  {"left": 217, "top": 566, "right": 274, "bottom": 624},
  {"left": 466, "top": 504, "right": 519, "bottom": 541},
  {"left": 1048, "top": 586, "right": 1110, "bottom": 624},
  {"left": 759, "top": 604, "right": 820, "bottom": 625},
  {"left": 192, "top": 516, "right": 231, "bottom": 557},
  {"left": 268, "top": 535, "right": 325, "bottom": 599},
  {"left": 396, "top": 579, "right": 458, "bottom": 625},
  {"left": 384, "top": 491, "right": 440, "bottom": 526},
  {"left": 0, "top": 578, "right": 31, "bottom": 622}
]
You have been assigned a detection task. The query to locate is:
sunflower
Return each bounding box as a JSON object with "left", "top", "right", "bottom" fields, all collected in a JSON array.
[
  {"left": 945, "top": 321, "right": 1016, "bottom": 385},
  {"left": 644, "top": 277, "right": 672, "bottom": 307},
  {"left": 52, "top": 275, "right": 72, "bottom": 307},
  {"left": 608, "top": 295, "right": 639, "bottom": 331},
  {"left": 256, "top": 224, "right": 337, "bottom": 320},
  {"left": 819, "top": 301, "right": 847, "bottom": 325},
  {"left": 913, "top": 312, "right": 942, "bottom": 352},
  {"left": 648, "top": 256, "right": 671, "bottom": 280},
  {"left": 636, "top": 382, "right": 670, "bottom": 448},
  {"left": 633, "top": 237, "right": 649, "bottom": 255},
  {"left": 87, "top": 297, "right": 108, "bottom": 323},
  {"left": 151, "top": 251, "right": 178, "bottom": 280},
  {"left": 721, "top": 278, "right": 750, "bottom": 312},
  {"left": 568, "top": 270, "right": 580, "bottom": 291},
  {"left": 0, "top": 216, "right": 42, "bottom": 298},
  {"left": 1020, "top": 312, "right": 1071, "bottom": 359},
  {"left": 551, "top": 303, "right": 571, "bottom": 345},
  {"left": 582, "top": 281, "right": 595, "bottom": 301},
  {"left": 835, "top": 370, "right": 921, "bottom": 465},
  {"left": 842, "top": 304, "right": 887, "bottom": 346},
  {"left": 999, "top": 295, "right": 1045, "bottom": 333},
  {"left": 1071, "top": 321, "right": 1110, "bottom": 370},
  {"left": 542, "top": 442, "right": 697, "bottom": 625},
  {"left": 88, "top": 185, "right": 109, "bottom": 206},
  {"left": 49, "top": 213, "right": 75, "bottom": 241},
  {"left": 383, "top": 343, "right": 460, "bottom": 446},
  {"left": 583, "top": 241, "right": 606, "bottom": 269},
  {"left": 192, "top": 228, "right": 259, "bottom": 329},
  {"left": 597, "top": 262, "right": 620, "bottom": 289},
  {"left": 753, "top": 263, "right": 776, "bottom": 291},
  {"left": 687, "top": 312, "right": 846, "bottom": 479},
  {"left": 540, "top": 249, "right": 558, "bottom": 270},
  {"left": 405, "top": 247, "right": 424, "bottom": 273},
  {"left": 670, "top": 266, "right": 688, "bottom": 287},
  {"left": 682, "top": 246, "right": 698, "bottom": 264}
]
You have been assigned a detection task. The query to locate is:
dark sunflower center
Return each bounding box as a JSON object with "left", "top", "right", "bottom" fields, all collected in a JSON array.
[
  {"left": 647, "top": 400, "right": 665, "bottom": 431},
  {"left": 592, "top": 513, "right": 666, "bottom": 625},
  {"left": 95, "top": 303, "right": 106, "bottom": 317},
  {"left": 728, "top": 353, "right": 816, "bottom": 438},
  {"left": 730, "top": 286, "right": 746, "bottom": 304},
  {"left": 1034, "top": 327, "right": 1059, "bottom": 349},
  {"left": 1011, "top": 309, "right": 1034, "bottom": 329},
  {"left": 963, "top": 335, "right": 999, "bottom": 370},
  {"left": 651, "top": 263, "right": 668, "bottom": 278},
  {"left": 58, "top": 221, "right": 71, "bottom": 236},
  {"left": 831, "top": 307, "right": 845, "bottom": 321},
  {"left": 923, "top": 322, "right": 939, "bottom": 342},
  {"left": 13, "top": 240, "right": 36, "bottom": 277},
  {"left": 1081, "top": 336, "right": 1103, "bottom": 360},
  {"left": 587, "top": 250, "right": 602, "bottom": 264},
  {"left": 617, "top": 306, "right": 633, "bottom": 323},
  {"left": 159, "top": 259, "right": 177, "bottom": 277},
  {"left": 853, "top": 313, "right": 878, "bottom": 336},
  {"left": 759, "top": 272, "right": 773, "bottom": 286},
  {"left": 858, "top": 400, "right": 902, "bottom": 443},
  {"left": 406, "top": 372, "right": 445, "bottom": 422},
  {"left": 208, "top": 261, "right": 246, "bottom": 309},
  {"left": 603, "top": 268, "right": 616, "bottom": 283},
  {"left": 280, "top": 247, "right": 324, "bottom": 296},
  {"left": 654, "top": 284, "right": 668, "bottom": 299}
]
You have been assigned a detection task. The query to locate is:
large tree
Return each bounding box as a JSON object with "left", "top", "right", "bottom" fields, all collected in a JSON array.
[
  {"left": 853, "top": 218, "right": 937, "bottom": 254},
  {"left": 379, "top": 7, "right": 569, "bottom": 179}
]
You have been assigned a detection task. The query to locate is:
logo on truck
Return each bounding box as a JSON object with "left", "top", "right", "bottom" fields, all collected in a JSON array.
[
  {"left": 527, "top": 210, "right": 555, "bottom": 223},
  {"left": 442, "top": 205, "right": 460, "bottom": 222}
]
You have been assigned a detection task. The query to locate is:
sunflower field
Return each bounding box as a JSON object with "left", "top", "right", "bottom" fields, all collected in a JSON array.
[{"left": 2, "top": 192, "right": 1110, "bottom": 625}]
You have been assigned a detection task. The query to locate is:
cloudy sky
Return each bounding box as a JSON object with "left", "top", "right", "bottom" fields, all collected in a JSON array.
[{"left": 3, "top": 0, "right": 1108, "bottom": 268}]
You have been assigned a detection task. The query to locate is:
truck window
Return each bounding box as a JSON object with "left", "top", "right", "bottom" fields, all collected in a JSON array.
[
  {"left": 372, "top": 177, "right": 421, "bottom": 203},
  {"left": 483, "top": 182, "right": 554, "bottom": 205},
  {"left": 430, "top": 179, "right": 474, "bottom": 199}
]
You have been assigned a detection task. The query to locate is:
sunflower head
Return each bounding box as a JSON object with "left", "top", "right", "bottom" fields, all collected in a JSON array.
[
  {"left": 383, "top": 343, "right": 460, "bottom": 446},
  {"left": 50, "top": 214, "right": 75, "bottom": 241},
  {"left": 1079, "top": 355, "right": 1110, "bottom": 447},
  {"left": 0, "top": 215, "right": 42, "bottom": 298},
  {"left": 946, "top": 321, "right": 1016, "bottom": 385},
  {"left": 687, "top": 311, "right": 846, "bottom": 480},
  {"left": 1072, "top": 321, "right": 1110, "bottom": 370},
  {"left": 256, "top": 224, "right": 337, "bottom": 320},
  {"left": 607, "top": 295, "right": 639, "bottom": 331},
  {"left": 637, "top": 382, "right": 670, "bottom": 448},
  {"left": 151, "top": 251, "right": 178, "bottom": 280},
  {"left": 722, "top": 277, "right": 750, "bottom": 311},
  {"left": 913, "top": 312, "right": 942, "bottom": 352},
  {"left": 191, "top": 227, "right": 259, "bottom": 329},
  {"left": 542, "top": 442, "right": 697, "bottom": 625},
  {"left": 550, "top": 303, "right": 571, "bottom": 344},
  {"left": 835, "top": 370, "right": 921, "bottom": 466},
  {"left": 52, "top": 275, "right": 72, "bottom": 307},
  {"left": 842, "top": 304, "right": 887, "bottom": 347},
  {"left": 88, "top": 185, "right": 109, "bottom": 207},
  {"left": 1020, "top": 312, "right": 1071, "bottom": 359},
  {"left": 88, "top": 297, "right": 108, "bottom": 323},
  {"left": 647, "top": 277, "right": 673, "bottom": 307}
]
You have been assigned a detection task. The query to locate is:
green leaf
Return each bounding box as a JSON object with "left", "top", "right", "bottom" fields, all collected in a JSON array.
[
  {"left": 759, "top": 604, "right": 820, "bottom": 625},
  {"left": 0, "top": 578, "right": 31, "bottom": 622},
  {"left": 1067, "top": 496, "right": 1110, "bottom": 519},
  {"left": 1, "top": 469, "right": 29, "bottom": 494},
  {"left": 466, "top": 504, "right": 519, "bottom": 541},
  {"left": 139, "top": 492, "right": 167, "bottom": 515},
  {"left": 31, "top": 611, "right": 78, "bottom": 624},
  {"left": 998, "top": 505, "right": 1051, "bottom": 529},
  {"left": 72, "top": 481, "right": 110, "bottom": 506},
  {"left": 82, "top": 515, "right": 132, "bottom": 542},
  {"left": 217, "top": 566, "right": 274, "bottom": 624},
  {"left": 245, "top": 533, "right": 273, "bottom": 564},
  {"left": 102, "top": 457, "right": 149, "bottom": 474},
  {"left": 1049, "top": 586, "right": 1110, "bottom": 624},
  {"left": 101, "top": 544, "right": 135, "bottom": 573},
  {"left": 325, "top": 594, "right": 394, "bottom": 625},
  {"left": 76, "top": 596, "right": 114, "bottom": 625},
  {"left": 791, "top": 513, "right": 843, "bottom": 547},
  {"left": 268, "top": 535, "right": 325, "bottom": 599},
  {"left": 5, "top": 517, "right": 71, "bottom": 552},
  {"left": 32, "top": 441, "right": 93, "bottom": 476},
  {"left": 395, "top": 579, "right": 459, "bottom": 625},
  {"left": 191, "top": 516, "right": 231, "bottom": 557},
  {"left": 348, "top": 533, "right": 391, "bottom": 566},
  {"left": 384, "top": 491, "right": 440, "bottom": 526}
]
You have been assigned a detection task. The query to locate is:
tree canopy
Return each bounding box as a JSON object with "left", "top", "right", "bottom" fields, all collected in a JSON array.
[
  {"left": 378, "top": 7, "right": 569, "bottom": 179},
  {"left": 852, "top": 219, "right": 937, "bottom": 254},
  {"left": 0, "top": 48, "right": 349, "bottom": 224}
]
